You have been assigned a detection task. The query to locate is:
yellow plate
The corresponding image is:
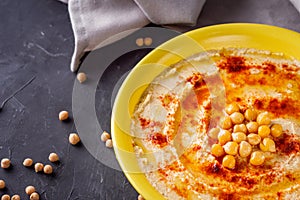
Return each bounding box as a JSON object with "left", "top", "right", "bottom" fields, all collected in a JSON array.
[{"left": 111, "top": 23, "right": 300, "bottom": 200}]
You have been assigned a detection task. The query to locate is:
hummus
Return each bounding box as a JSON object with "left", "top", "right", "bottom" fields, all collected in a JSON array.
[{"left": 131, "top": 48, "right": 300, "bottom": 199}]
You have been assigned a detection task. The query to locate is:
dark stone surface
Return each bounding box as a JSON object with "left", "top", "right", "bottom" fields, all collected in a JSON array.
[{"left": 0, "top": 0, "right": 299, "bottom": 199}]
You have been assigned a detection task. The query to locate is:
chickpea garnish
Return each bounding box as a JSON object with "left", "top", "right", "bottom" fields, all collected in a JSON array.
[
  {"left": 246, "top": 121, "right": 259, "bottom": 133},
  {"left": 0, "top": 180, "right": 5, "bottom": 189},
  {"left": 43, "top": 164, "right": 53, "bottom": 174},
  {"left": 23, "top": 158, "right": 33, "bottom": 167},
  {"left": 232, "top": 132, "right": 247, "bottom": 143},
  {"left": 256, "top": 112, "right": 271, "bottom": 125},
  {"left": 11, "top": 195, "right": 20, "bottom": 200},
  {"left": 1, "top": 195, "right": 10, "bottom": 200},
  {"left": 218, "top": 130, "right": 232, "bottom": 145},
  {"left": 225, "top": 102, "right": 240, "bottom": 115},
  {"left": 233, "top": 124, "right": 247, "bottom": 133},
  {"left": 25, "top": 186, "right": 36, "bottom": 195},
  {"left": 144, "top": 37, "right": 153, "bottom": 46},
  {"left": 135, "top": 38, "right": 144, "bottom": 47},
  {"left": 244, "top": 108, "right": 257, "bottom": 121},
  {"left": 101, "top": 131, "right": 111, "bottom": 142},
  {"left": 30, "top": 192, "right": 39, "bottom": 200},
  {"left": 260, "top": 138, "right": 276, "bottom": 152},
  {"left": 69, "top": 133, "right": 81, "bottom": 145},
  {"left": 271, "top": 124, "right": 283, "bottom": 137},
  {"left": 247, "top": 133, "right": 261, "bottom": 145},
  {"left": 1, "top": 158, "right": 10, "bottom": 169},
  {"left": 77, "top": 72, "right": 87, "bottom": 83},
  {"left": 105, "top": 139, "right": 113, "bottom": 148},
  {"left": 230, "top": 112, "right": 244, "bottom": 124},
  {"left": 208, "top": 128, "right": 220, "bottom": 139},
  {"left": 239, "top": 141, "right": 252, "bottom": 157},
  {"left": 34, "top": 163, "right": 44, "bottom": 173},
  {"left": 250, "top": 151, "right": 265, "bottom": 166},
  {"left": 138, "top": 194, "right": 145, "bottom": 200},
  {"left": 222, "top": 155, "right": 236, "bottom": 169},
  {"left": 58, "top": 111, "right": 69, "bottom": 121},
  {"left": 258, "top": 125, "right": 271, "bottom": 138},
  {"left": 211, "top": 144, "right": 225, "bottom": 157},
  {"left": 48, "top": 153, "right": 59, "bottom": 162},
  {"left": 220, "top": 116, "right": 232, "bottom": 129},
  {"left": 223, "top": 141, "right": 239, "bottom": 156}
]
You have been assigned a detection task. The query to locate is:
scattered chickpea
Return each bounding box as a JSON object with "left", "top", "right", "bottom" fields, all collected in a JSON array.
[
  {"left": 23, "top": 158, "right": 33, "bottom": 167},
  {"left": 135, "top": 38, "right": 144, "bottom": 47},
  {"left": 30, "top": 192, "right": 39, "bottom": 200},
  {"left": 223, "top": 141, "right": 239, "bottom": 156},
  {"left": 77, "top": 72, "right": 87, "bottom": 83},
  {"left": 218, "top": 130, "right": 232, "bottom": 145},
  {"left": 208, "top": 128, "right": 220, "bottom": 139},
  {"left": 247, "top": 133, "right": 261, "bottom": 145},
  {"left": 244, "top": 108, "right": 257, "bottom": 121},
  {"left": 0, "top": 180, "right": 5, "bottom": 189},
  {"left": 258, "top": 125, "right": 271, "bottom": 138},
  {"left": 256, "top": 112, "right": 271, "bottom": 125},
  {"left": 58, "top": 111, "right": 69, "bottom": 121},
  {"left": 232, "top": 132, "right": 247, "bottom": 143},
  {"left": 239, "top": 141, "right": 252, "bottom": 157},
  {"left": 69, "top": 133, "right": 81, "bottom": 145},
  {"left": 1, "top": 195, "right": 10, "bottom": 200},
  {"left": 11, "top": 195, "right": 20, "bottom": 200},
  {"left": 271, "top": 124, "right": 283, "bottom": 137},
  {"left": 230, "top": 112, "right": 244, "bottom": 124},
  {"left": 25, "top": 185, "right": 36, "bottom": 195},
  {"left": 233, "top": 124, "right": 247, "bottom": 133},
  {"left": 246, "top": 121, "right": 259, "bottom": 133},
  {"left": 225, "top": 103, "right": 240, "bottom": 115},
  {"left": 1, "top": 158, "right": 11, "bottom": 169},
  {"left": 222, "top": 155, "right": 236, "bottom": 169},
  {"left": 105, "top": 139, "right": 113, "bottom": 148},
  {"left": 43, "top": 164, "right": 53, "bottom": 174},
  {"left": 48, "top": 153, "right": 59, "bottom": 162},
  {"left": 34, "top": 163, "right": 44, "bottom": 173},
  {"left": 260, "top": 138, "right": 276, "bottom": 152},
  {"left": 211, "top": 144, "right": 225, "bottom": 157},
  {"left": 219, "top": 116, "right": 232, "bottom": 129},
  {"left": 101, "top": 131, "right": 111, "bottom": 142},
  {"left": 144, "top": 37, "right": 153, "bottom": 46},
  {"left": 250, "top": 151, "right": 265, "bottom": 166},
  {"left": 138, "top": 194, "right": 145, "bottom": 200}
]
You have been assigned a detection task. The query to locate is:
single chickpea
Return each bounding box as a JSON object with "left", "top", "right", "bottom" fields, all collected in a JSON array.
[
  {"left": 246, "top": 121, "right": 259, "bottom": 133},
  {"left": 101, "top": 131, "right": 111, "bottom": 142},
  {"left": 244, "top": 108, "right": 257, "bottom": 121},
  {"left": 250, "top": 151, "right": 265, "bottom": 166},
  {"left": 34, "top": 163, "right": 44, "bottom": 173},
  {"left": 69, "top": 133, "right": 81, "bottom": 145},
  {"left": 232, "top": 132, "right": 247, "bottom": 143},
  {"left": 1, "top": 195, "right": 10, "bottom": 200},
  {"left": 218, "top": 130, "right": 232, "bottom": 145},
  {"left": 223, "top": 141, "right": 239, "bottom": 156},
  {"left": 247, "top": 133, "right": 261, "bottom": 145},
  {"left": 208, "top": 128, "right": 220, "bottom": 139},
  {"left": 258, "top": 125, "right": 271, "bottom": 138},
  {"left": 25, "top": 186, "right": 36, "bottom": 195},
  {"left": 259, "top": 138, "right": 276, "bottom": 152},
  {"left": 144, "top": 37, "right": 153, "bottom": 46},
  {"left": 23, "top": 158, "right": 33, "bottom": 167},
  {"left": 48, "top": 153, "right": 59, "bottom": 162},
  {"left": 1, "top": 158, "right": 10, "bottom": 169},
  {"left": 58, "top": 111, "right": 69, "bottom": 121},
  {"left": 233, "top": 124, "right": 247, "bottom": 133},
  {"left": 220, "top": 116, "right": 233, "bottom": 130},
  {"left": 239, "top": 141, "right": 252, "bottom": 157},
  {"left": 271, "top": 124, "right": 283, "bottom": 137},
  {"left": 43, "top": 165, "right": 53, "bottom": 174},
  {"left": 0, "top": 180, "right": 5, "bottom": 189},
  {"left": 135, "top": 38, "right": 144, "bottom": 47},
  {"left": 225, "top": 103, "right": 240, "bottom": 115},
  {"left": 77, "top": 72, "right": 87, "bottom": 83},
  {"left": 30, "top": 192, "right": 39, "bottom": 200},
  {"left": 138, "top": 194, "right": 145, "bottom": 200},
  {"left": 230, "top": 112, "right": 244, "bottom": 124},
  {"left": 256, "top": 112, "right": 271, "bottom": 125},
  {"left": 105, "top": 139, "right": 113, "bottom": 148},
  {"left": 211, "top": 144, "right": 225, "bottom": 157},
  {"left": 222, "top": 155, "right": 236, "bottom": 169},
  {"left": 11, "top": 195, "right": 20, "bottom": 200}
]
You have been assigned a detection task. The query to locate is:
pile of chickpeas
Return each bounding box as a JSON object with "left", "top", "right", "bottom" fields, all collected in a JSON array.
[{"left": 208, "top": 102, "right": 283, "bottom": 169}]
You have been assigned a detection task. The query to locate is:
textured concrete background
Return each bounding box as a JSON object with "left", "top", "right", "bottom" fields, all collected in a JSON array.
[{"left": 0, "top": 0, "right": 299, "bottom": 199}]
